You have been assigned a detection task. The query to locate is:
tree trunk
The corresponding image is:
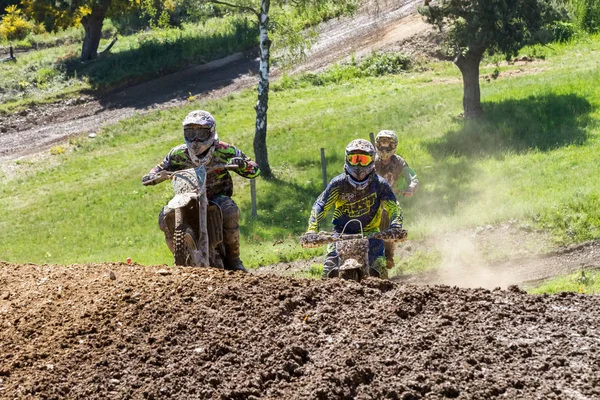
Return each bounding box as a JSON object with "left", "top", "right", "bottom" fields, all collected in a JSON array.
[
  {"left": 254, "top": 0, "right": 273, "bottom": 178},
  {"left": 455, "top": 49, "right": 484, "bottom": 119},
  {"left": 80, "top": 5, "right": 107, "bottom": 61}
]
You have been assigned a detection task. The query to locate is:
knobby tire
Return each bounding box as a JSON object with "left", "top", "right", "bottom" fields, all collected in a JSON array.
[{"left": 173, "top": 209, "right": 196, "bottom": 266}]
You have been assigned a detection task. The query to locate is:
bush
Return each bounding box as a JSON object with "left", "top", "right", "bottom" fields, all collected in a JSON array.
[
  {"left": 360, "top": 52, "right": 412, "bottom": 76},
  {"left": 273, "top": 51, "right": 412, "bottom": 91},
  {"left": 549, "top": 21, "right": 577, "bottom": 42},
  {"left": 0, "top": 5, "right": 41, "bottom": 41},
  {"left": 570, "top": 0, "right": 600, "bottom": 33}
]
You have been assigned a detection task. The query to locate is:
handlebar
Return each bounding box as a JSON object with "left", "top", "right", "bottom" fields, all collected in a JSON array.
[
  {"left": 207, "top": 163, "right": 240, "bottom": 172},
  {"left": 299, "top": 228, "right": 407, "bottom": 248},
  {"left": 143, "top": 164, "right": 240, "bottom": 186}
]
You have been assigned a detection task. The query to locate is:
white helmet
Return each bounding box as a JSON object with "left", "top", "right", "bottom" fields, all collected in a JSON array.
[{"left": 182, "top": 110, "right": 217, "bottom": 166}]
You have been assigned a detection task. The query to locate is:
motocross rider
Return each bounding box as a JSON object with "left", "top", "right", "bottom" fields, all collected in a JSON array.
[
  {"left": 374, "top": 130, "right": 419, "bottom": 270},
  {"left": 305, "top": 139, "right": 404, "bottom": 279},
  {"left": 142, "top": 110, "right": 260, "bottom": 272}
]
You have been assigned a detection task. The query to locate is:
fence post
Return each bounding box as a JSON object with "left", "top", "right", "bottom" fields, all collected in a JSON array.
[
  {"left": 320, "top": 148, "right": 327, "bottom": 190},
  {"left": 250, "top": 178, "right": 257, "bottom": 218},
  {"left": 369, "top": 132, "right": 375, "bottom": 146}
]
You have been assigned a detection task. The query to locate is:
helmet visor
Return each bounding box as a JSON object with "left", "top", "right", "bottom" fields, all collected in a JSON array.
[
  {"left": 184, "top": 126, "right": 213, "bottom": 142},
  {"left": 346, "top": 153, "right": 373, "bottom": 167}
]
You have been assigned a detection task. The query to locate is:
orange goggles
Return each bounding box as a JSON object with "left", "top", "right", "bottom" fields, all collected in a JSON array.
[{"left": 346, "top": 153, "right": 373, "bottom": 166}]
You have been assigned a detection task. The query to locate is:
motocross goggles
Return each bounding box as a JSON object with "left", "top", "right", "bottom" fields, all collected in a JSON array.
[
  {"left": 376, "top": 139, "right": 396, "bottom": 152},
  {"left": 184, "top": 126, "right": 213, "bottom": 142},
  {"left": 346, "top": 153, "right": 373, "bottom": 166}
]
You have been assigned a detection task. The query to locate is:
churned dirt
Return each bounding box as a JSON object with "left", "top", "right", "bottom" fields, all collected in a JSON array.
[{"left": 1, "top": 262, "right": 599, "bottom": 400}]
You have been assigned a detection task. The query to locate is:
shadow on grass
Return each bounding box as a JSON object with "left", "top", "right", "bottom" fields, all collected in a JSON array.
[
  {"left": 240, "top": 175, "right": 323, "bottom": 240},
  {"left": 407, "top": 157, "right": 478, "bottom": 219},
  {"left": 60, "top": 21, "right": 257, "bottom": 109},
  {"left": 410, "top": 93, "right": 593, "bottom": 220},
  {"left": 427, "top": 93, "right": 592, "bottom": 158}
]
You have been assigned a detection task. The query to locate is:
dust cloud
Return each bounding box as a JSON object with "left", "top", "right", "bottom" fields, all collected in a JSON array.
[
  {"left": 430, "top": 233, "right": 526, "bottom": 289},
  {"left": 397, "top": 224, "right": 600, "bottom": 289}
]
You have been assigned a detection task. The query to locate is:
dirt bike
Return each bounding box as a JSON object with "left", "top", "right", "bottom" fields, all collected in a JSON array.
[
  {"left": 145, "top": 164, "right": 238, "bottom": 268},
  {"left": 299, "top": 221, "right": 407, "bottom": 281}
]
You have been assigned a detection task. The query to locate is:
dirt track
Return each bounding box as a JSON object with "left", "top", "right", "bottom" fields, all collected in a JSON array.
[
  {"left": 0, "top": 0, "right": 428, "bottom": 163},
  {"left": 1, "top": 262, "right": 599, "bottom": 399}
]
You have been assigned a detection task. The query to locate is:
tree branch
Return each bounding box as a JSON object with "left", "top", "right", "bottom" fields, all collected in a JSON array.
[
  {"left": 100, "top": 36, "right": 118, "bottom": 56},
  {"left": 206, "top": 0, "right": 259, "bottom": 17}
]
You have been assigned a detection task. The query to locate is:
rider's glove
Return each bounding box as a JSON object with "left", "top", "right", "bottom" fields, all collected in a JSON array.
[
  {"left": 142, "top": 173, "right": 157, "bottom": 186},
  {"left": 230, "top": 157, "right": 247, "bottom": 169},
  {"left": 402, "top": 187, "right": 415, "bottom": 197},
  {"left": 303, "top": 230, "right": 319, "bottom": 240}
]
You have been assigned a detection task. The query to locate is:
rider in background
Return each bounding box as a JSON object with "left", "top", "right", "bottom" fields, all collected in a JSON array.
[
  {"left": 374, "top": 130, "right": 419, "bottom": 270},
  {"left": 305, "top": 139, "right": 403, "bottom": 279},
  {"left": 142, "top": 110, "right": 260, "bottom": 271}
]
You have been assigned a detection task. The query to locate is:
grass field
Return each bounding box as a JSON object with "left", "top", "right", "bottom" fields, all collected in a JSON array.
[
  {"left": 1, "top": 35, "right": 599, "bottom": 274},
  {"left": 529, "top": 269, "right": 600, "bottom": 295}
]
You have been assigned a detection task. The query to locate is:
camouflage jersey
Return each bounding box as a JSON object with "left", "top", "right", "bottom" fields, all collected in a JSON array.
[
  {"left": 149, "top": 141, "right": 260, "bottom": 199},
  {"left": 374, "top": 154, "right": 418, "bottom": 193},
  {"left": 308, "top": 172, "right": 403, "bottom": 235}
]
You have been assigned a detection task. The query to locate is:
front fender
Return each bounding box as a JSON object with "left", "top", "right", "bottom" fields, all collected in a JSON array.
[{"left": 167, "top": 193, "right": 198, "bottom": 209}]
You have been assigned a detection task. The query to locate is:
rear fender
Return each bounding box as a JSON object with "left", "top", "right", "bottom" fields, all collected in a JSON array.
[{"left": 168, "top": 193, "right": 198, "bottom": 209}]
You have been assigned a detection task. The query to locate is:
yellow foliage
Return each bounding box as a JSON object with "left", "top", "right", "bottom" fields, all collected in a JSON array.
[
  {"left": 164, "top": 0, "right": 176, "bottom": 12},
  {"left": 33, "top": 22, "right": 46, "bottom": 35},
  {"left": 79, "top": 5, "right": 92, "bottom": 17},
  {"left": 0, "top": 5, "right": 35, "bottom": 41},
  {"left": 20, "top": 0, "right": 81, "bottom": 32},
  {"left": 50, "top": 145, "right": 67, "bottom": 155}
]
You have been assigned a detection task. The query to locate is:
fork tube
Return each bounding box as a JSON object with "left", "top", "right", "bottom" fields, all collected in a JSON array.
[{"left": 198, "top": 191, "right": 210, "bottom": 267}]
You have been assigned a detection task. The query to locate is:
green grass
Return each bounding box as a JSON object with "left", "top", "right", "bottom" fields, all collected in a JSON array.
[
  {"left": 528, "top": 270, "right": 600, "bottom": 294},
  {"left": 390, "top": 251, "right": 442, "bottom": 277},
  {"left": 0, "top": 17, "right": 256, "bottom": 113},
  {"left": 1, "top": 35, "right": 600, "bottom": 268}
]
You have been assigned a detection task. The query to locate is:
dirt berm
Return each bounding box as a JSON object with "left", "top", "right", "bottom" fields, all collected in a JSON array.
[{"left": 1, "top": 262, "right": 598, "bottom": 399}]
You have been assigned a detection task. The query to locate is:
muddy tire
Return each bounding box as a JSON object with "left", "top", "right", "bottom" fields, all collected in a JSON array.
[
  {"left": 173, "top": 209, "right": 197, "bottom": 266},
  {"left": 339, "top": 269, "right": 360, "bottom": 282}
]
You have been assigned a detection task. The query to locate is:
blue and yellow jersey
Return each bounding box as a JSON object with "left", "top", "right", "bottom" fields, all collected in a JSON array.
[
  {"left": 308, "top": 173, "right": 403, "bottom": 234},
  {"left": 149, "top": 141, "right": 259, "bottom": 199}
]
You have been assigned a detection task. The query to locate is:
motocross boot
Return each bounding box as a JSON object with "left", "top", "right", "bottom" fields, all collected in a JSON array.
[
  {"left": 223, "top": 227, "right": 247, "bottom": 272},
  {"left": 219, "top": 198, "right": 247, "bottom": 272},
  {"left": 384, "top": 240, "right": 395, "bottom": 270},
  {"left": 322, "top": 245, "right": 340, "bottom": 279}
]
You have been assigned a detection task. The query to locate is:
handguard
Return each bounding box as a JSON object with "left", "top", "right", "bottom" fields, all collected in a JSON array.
[
  {"left": 299, "top": 232, "right": 364, "bottom": 248},
  {"left": 142, "top": 170, "right": 172, "bottom": 186},
  {"left": 368, "top": 228, "right": 408, "bottom": 242},
  {"left": 299, "top": 233, "right": 331, "bottom": 248}
]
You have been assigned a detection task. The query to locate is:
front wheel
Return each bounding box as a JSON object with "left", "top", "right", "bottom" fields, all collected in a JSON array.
[
  {"left": 173, "top": 208, "right": 197, "bottom": 266},
  {"left": 338, "top": 258, "right": 363, "bottom": 282},
  {"left": 339, "top": 268, "right": 360, "bottom": 282}
]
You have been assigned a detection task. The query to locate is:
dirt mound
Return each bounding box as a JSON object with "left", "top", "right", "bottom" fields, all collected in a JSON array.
[{"left": 1, "top": 262, "right": 599, "bottom": 399}]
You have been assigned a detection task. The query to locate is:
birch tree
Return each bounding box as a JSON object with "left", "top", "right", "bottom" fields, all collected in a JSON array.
[{"left": 204, "top": 0, "right": 358, "bottom": 178}]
